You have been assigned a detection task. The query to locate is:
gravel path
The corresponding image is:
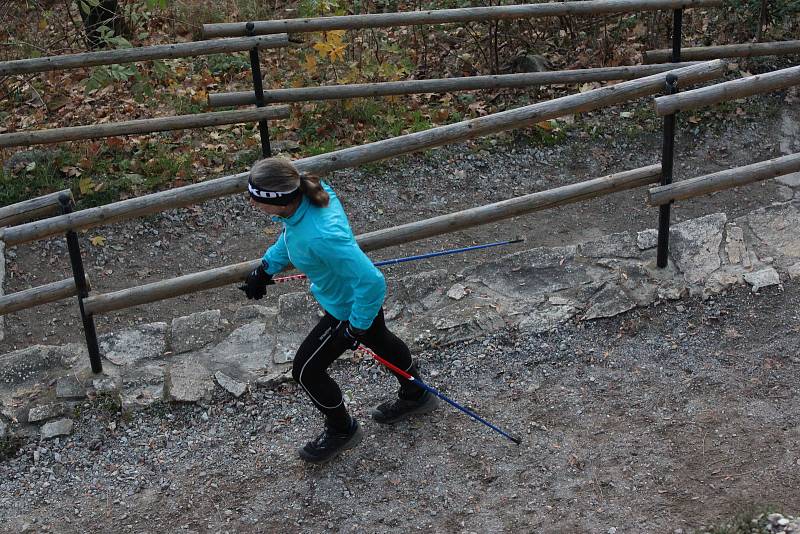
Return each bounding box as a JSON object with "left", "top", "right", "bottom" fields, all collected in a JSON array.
[{"left": 2, "top": 282, "right": 798, "bottom": 533}]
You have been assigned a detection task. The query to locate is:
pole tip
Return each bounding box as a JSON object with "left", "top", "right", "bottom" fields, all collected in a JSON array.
[
  {"left": 510, "top": 435, "right": 523, "bottom": 445},
  {"left": 510, "top": 237, "right": 526, "bottom": 244}
]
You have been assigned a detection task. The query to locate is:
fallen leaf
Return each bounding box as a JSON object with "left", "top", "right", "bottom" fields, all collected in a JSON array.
[{"left": 89, "top": 236, "right": 107, "bottom": 247}]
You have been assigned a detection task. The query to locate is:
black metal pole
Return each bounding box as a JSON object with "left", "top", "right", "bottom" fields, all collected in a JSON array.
[
  {"left": 247, "top": 21, "right": 271, "bottom": 158},
  {"left": 671, "top": 8, "right": 683, "bottom": 63},
  {"left": 656, "top": 74, "right": 679, "bottom": 268},
  {"left": 59, "top": 194, "right": 103, "bottom": 373},
  {"left": 656, "top": 10, "right": 683, "bottom": 268}
]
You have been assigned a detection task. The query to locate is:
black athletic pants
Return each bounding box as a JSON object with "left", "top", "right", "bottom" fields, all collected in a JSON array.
[{"left": 291, "top": 308, "right": 421, "bottom": 428}]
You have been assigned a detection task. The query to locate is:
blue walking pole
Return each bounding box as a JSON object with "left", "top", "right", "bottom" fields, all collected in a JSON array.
[
  {"left": 271, "top": 237, "right": 525, "bottom": 284},
  {"left": 360, "top": 345, "right": 522, "bottom": 445}
]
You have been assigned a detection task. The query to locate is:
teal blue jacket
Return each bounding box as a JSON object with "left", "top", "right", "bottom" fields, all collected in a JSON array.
[{"left": 261, "top": 182, "right": 385, "bottom": 330}]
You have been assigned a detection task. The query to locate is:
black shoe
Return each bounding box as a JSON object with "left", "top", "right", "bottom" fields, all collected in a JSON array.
[
  {"left": 298, "top": 419, "right": 364, "bottom": 464},
  {"left": 371, "top": 391, "right": 440, "bottom": 425}
]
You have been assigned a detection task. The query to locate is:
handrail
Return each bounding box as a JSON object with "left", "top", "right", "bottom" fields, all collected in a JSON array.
[
  {"left": 654, "top": 64, "right": 800, "bottom": 115},
  {"left": 203, "top": 0, "right": 723, "bottom": 38},
  {"left": 0, "top": 106, "right": 290, "bottom": 148},
  {"left": 0, "top": 279, "right": 83, "bottom": 315},
  {"left": 208, "top": 63, "right": 697, "bottom": 107},
  {"left": 82, "top": 164, "right": 661, "bottom": 315},
  {"left": 648, "top": 152, "right": 800, "bottom": 205},
  {"left": 644, "top": 40, "right": 800, "bottom": 63},
  {"left": 0, "top": 61, "right": 726, "bottom": 248},
  {"left": 0, "top": 35, "right": 292, "bottom": 76},
  {"left": 0, "top": 190, "right": 72, "bottom": 228}
]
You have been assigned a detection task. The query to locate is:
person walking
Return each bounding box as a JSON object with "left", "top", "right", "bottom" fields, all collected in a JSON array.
[{"left": 240, "top": 157, "right": 439, "bottom": 464}]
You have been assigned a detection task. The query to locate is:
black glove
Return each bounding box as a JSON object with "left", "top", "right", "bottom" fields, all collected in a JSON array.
[
  {"left": 239, "top": 262, "right": 274, "bottom": 300},
  {"left": 336, "top": 321, "right": 366, "bottom": 350}
]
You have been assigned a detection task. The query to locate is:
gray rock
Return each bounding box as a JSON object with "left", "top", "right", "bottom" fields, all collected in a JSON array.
[
  {"left": 446, "top": 283, "right": 468, "bottom": 300},
  {"left": 468, "top": 246, "right": 590, "bottom": 299},
  {"left": 167, "top": 360, "right": 215, "bottom": 403},
  {"left": 40, "top": 418, "right": 74, "bottom": 440},
  {"left": 670, "top": 213, "right": 726, "bottom": 285},
  {"left": 0, "top": 345, "right": 78, "bottom": 385},
  {"left": 725, "top": 224, "right": 747, "bottom": 265},
  {"left": 234, "top": 304, "right": 277, "bottom": 323},
  {"left": 92, "top": 377, "right": 119, "bottom": 394},
  {"left": 56, "top": 375, "right": 86, "bottom": 399},
  {"left": 2, "top": 148, "right": 59, "bottom": 174},
  {"left": 121, "top": 385, "right": 164, "bottom": 411},
  {"left": 637, "top": 229, "right": 658, "bottom": 250},
  {"left": 747, "top": 203, "right": 800, "bottom": 259},
  {"left": 743, "top": 267, "right": 780, "bottom": 292},
  {"left": 0, "top": 418, "right": 7, "bottom": 439},
  {"left": 517, "top": 303, "right": 578, "bottom": 334},
  {"left": 99, "top": 323, "right": 168, "bottom": 366},
  {"left": 206, "top": 322, "right": 272, "bottom": 372},
  {"left": 776, "top": 171, "right": 800, "bottom": 187},
  {"left": 788, "top": 262, "right": 800, "bottom": 280},
  {"left": 578, "top": 231, "right": 640, "bottom": 259},
  {"left": 583, "top": 282, "right": 637, "bottom": 320},
  {"left": 171, "top": 310, "right": 222, "bottom": 354},
  {"left": 28, "top": 403, "right": 67, "bottom": 423},
  {"left": 272, "top": 292, "right": 322, "bottom": 364},
  {"left": 215, "top": 371, "right": 247, "bottom": 398}
]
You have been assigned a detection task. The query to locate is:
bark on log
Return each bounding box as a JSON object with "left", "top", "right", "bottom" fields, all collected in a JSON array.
[
  {"left": 0, "top": 106, "right": 290, "bottom": 148},
  {"left": 648, "top": 152, "right": 800, "bottom": 205},
  {"left": 654, "top": 64, "right": 800, "bottom": 115},
  {"left": 83, "top": 164, "right": 661, "bottom": 315},
  {"left": 0, "top": 279, "right": 81, "bottom": 315},
  {"left": 0, "top": 60, "right": 725, "bottom": 247},
  {"left": 643, "top": 40, "right": 800, "bottom": 63},
  {"left": 0, "top": 190, "right": 71, "bottom": 228},
  {"left": 209, "top": 63, "right": 696, "bottom": 107},
  {"left": 203, "top": 0, "right": 723, "bottom": 38},
  {"left": 0, "top": 35, "right": 291, "bottom": 76}
]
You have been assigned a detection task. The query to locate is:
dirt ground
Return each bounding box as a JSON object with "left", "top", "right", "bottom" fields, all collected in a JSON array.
[{"left": 1, "top": 283, "right": 799, "bottom": 533}]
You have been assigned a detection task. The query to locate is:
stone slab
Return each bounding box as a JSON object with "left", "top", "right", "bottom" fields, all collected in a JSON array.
[
  {"left": 0, "top": 345, "right": 78, "bottom": 386},
  {"left": 28, "top": 403, "right": 67, "bottom": 423},
  {"left": 171, "top": 310, "right": 222, "bottom": 354},
  {"left": 743, "top": 267, "right": 781, "bottom": 292},
  {"left": 670, "top": 213, "right": 726, "bottom": 285},
  {"left": 40, "top": 418, "right": 73, "bottom": 440},
  {"left": 215, "top": 371, "right": 247, "bottom": 398},
  {"left": 167, "top": 360, "right": 215, "bottom": 403},
  {"left": 99, "top": 323, "right": 168, "bottom": 366}
]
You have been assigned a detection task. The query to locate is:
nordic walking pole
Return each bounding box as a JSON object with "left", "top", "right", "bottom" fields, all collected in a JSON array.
[
  {"left": 271, "top": 237, "right": 525, "bottom": 284},
  {"left": 359, "top": 345, "right": 522, "bottom": 445}
]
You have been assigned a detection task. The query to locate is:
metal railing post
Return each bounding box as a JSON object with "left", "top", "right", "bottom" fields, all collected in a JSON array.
[
  {"left": 656, "top": 73, "right": 679, "bottom": 268},
  {"left": 247, "top": 21, "right": 272, "bottom": 158},
  {"left": 59, "top": 194, "right": 103, "bottom": 373},
  {"left": 656, "top": 10, "right": 683, "bottom": 268}
]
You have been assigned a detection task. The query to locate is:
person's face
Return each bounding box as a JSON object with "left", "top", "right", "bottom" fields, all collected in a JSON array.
[{"left": 248, "top": 196, "right": 300, "bottom": 218}]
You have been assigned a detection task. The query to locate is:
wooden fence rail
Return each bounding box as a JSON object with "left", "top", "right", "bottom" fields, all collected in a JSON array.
[
  {"left": 0, "top": 190, "right": 71, "bottom": 228},
  {"left": 0, "top": 60, "right": 725, "bottom": 248},
  {"left": 0, "top": 35, "right": 292, "bottom": 77},
  {"left": 208, "top": 63, "right": 695, "bottom": 107},
  {"left": 654, "top": 64, "right": 800, "bottom": 115},
  {"left": 644, "top": 40, "right": 800, "bottom": 63},
  {"left": 203, "top": 0, "right": 723, "bottom": 38},
  {"left": 0, "top": 279, "right": 82, "bottom": 315},
  {"left": 82, "top": 164, "right": 661, "bottom": 315},
  {"left": 0, "top": 106, "right": 290, "bottom": 148},
  {"left": 648, "top": 152, "right": 800, "bottom": 205}
]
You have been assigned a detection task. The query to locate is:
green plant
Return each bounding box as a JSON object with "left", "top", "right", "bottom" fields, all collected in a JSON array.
[{"left": 0, "top": 435, "right": 25, "bottom": 462}]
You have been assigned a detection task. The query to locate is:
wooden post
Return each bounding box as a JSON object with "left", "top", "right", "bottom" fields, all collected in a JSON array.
[
  {"left": 203, "top": 0, "right": 723, "bottom": 38},
  {"left": 654, "top": 64, "right": 800, "bottom": 115},
  {"left": 643, "top": 40, "right": 800, "bottom": 63},
  {"left": 0, "top": 35, "right": 292, "bottom": 76},
  {"left": 208, "top": 63, "right": 698, "bottom": 107},
  {"left": 648, "top": 152, "right": 800, "bottom": 205},
  {"left": 0, "top": 190, "right": 72, "bottom": 228},
  {"left": 0, "top": 106, "right": 290, "bottom": 148},
  {"left": 0, "top": 60, "right": 725, "bottom": 248},
  {"left": 82, "top": 164, "right": 661, "bottom": 315}
]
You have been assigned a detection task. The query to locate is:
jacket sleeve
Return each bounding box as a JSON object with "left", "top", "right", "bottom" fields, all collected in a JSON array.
[
  {"left": 317, "top": 235, "right": 386, "bottom": 330},
  {"left": 262, "top": 229, "right": 290, "bottom": 275}
]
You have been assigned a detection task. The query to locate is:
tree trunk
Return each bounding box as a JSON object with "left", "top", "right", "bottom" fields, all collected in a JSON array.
[{"left": 76, "top": 0, "right": 120, "bottom": 50}]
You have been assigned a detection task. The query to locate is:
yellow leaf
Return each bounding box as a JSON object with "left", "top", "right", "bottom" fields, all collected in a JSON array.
[
  {"left": 302, "top": 54, "right": 317, "bottom": 74},
  {"left": 90, "top": 236, "right": 107, "bottom": 247},
  {"left": 78, "top": 177, "right": 95, "bottom": 195},
  {"left": 313, "top": 42, "right": 334, "bottom": 57},
  {"left": 329, "top": 44, "right": 346, "bottom": 62}
]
